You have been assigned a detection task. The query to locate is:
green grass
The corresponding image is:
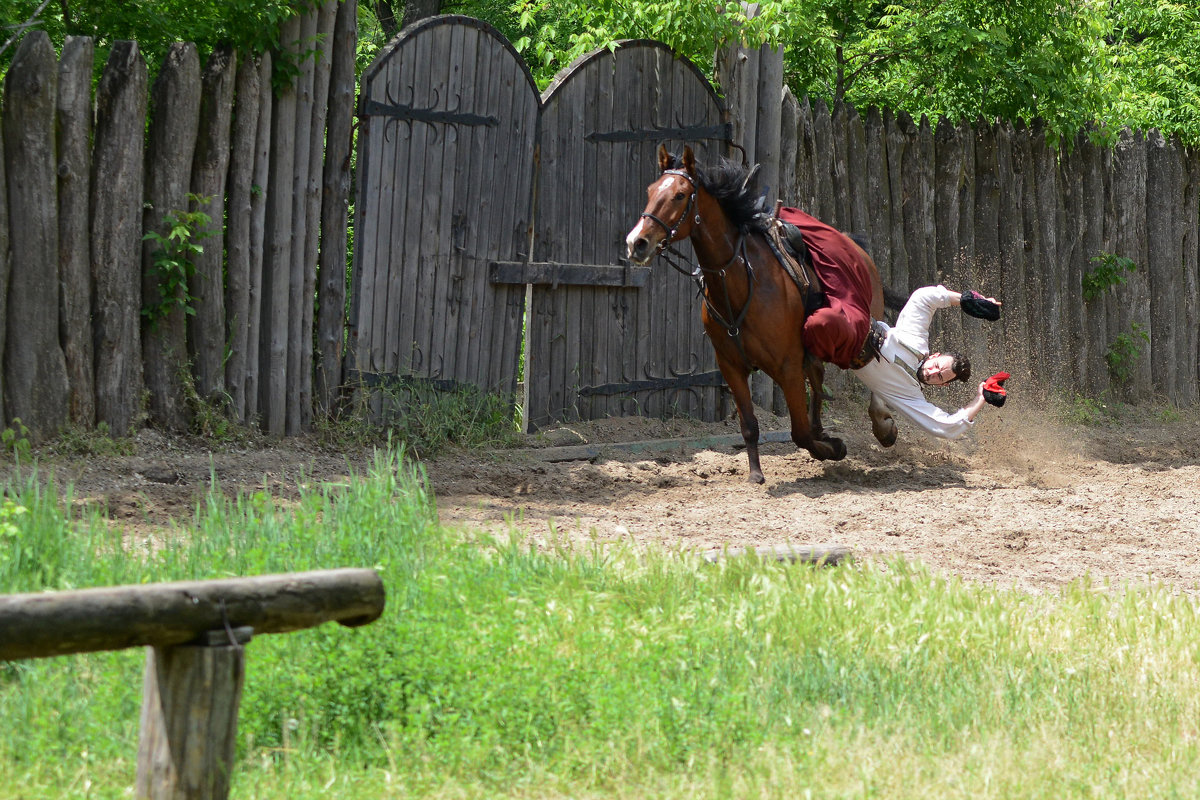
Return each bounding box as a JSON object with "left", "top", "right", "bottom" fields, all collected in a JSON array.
[{"left": 3, "top": 451, "right": 1200, "bottom": 798}]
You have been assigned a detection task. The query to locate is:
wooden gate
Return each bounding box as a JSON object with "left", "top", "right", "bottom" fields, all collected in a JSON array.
[
  {"left": 347, "top": 16, "right": 538, "bottom": 405},
  {"left": 349, "top": 21, "right": 730, "bottom": 427},
  {"left": 523, "top": 41, "right": 729, "bottom": 427}
]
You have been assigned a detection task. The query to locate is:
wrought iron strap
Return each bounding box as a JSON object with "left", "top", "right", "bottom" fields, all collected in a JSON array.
[
  {"left": 577, "top": 370, "right": 726, "bottom": 396},
  {"left": 585, "top": 122, "right": 732, "bottom": 144},
  {"left": 360, "top": 98, "right": 499, "bottom": 127}
]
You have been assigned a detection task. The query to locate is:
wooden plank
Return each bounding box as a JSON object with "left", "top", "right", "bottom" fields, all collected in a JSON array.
[
  {"left": 90, "top": 40, "right": 148, "bottom": 436},
  {"left": 754, "top": 41, "right": 783, "bottom": 209},
  {"left": 3, "top": 32, "right": 69, "bottom": 440},
  {"left": 0, "top": 100, "right": 6, "bottom": 427},
  {"left": 795, "top": 96, "right": 815, "bottom": 213},
  {"left": 914, "top": 115, "right": 936, "bottom": 291},
  {"left": 589, "top": 48, "right": 617, "bottom": 419},
  {"left": 225, "top": 50, "right": 263, "bottom": 424},
  {"left": 898, "top": 111, "right": 922, "bottom": 295},
  {"left": 830, "top": 101, "right": 851, "bottom": 229},
  {"left": 456, "top": 27, "right": 500, "bottom": 394},
  {"left": 427, "top": 23, "right": 465, "bottom": 389},
  {"left": 0, "top": 568, "right": 385, "bottom": 661},
  {"left": 811, "top": 100, "right": 834, "bottom": 222},
  {"left": 846, "top": 104, "right": 869, "bottom": 237},
  {"left": 316, "top": 0, "right": 357, "bottom": 415},
  {"left": 189, "top": 45, "right": 237, "bottom": 403},
  {"left": 1016, "top": 122, "right": 1042, "bottom": 386},
  {"left": 142, "top": 42, "right": 200, "bottom": 433},
  {"left": 57, "top": 36, "right": 96, "bottom": 429}
]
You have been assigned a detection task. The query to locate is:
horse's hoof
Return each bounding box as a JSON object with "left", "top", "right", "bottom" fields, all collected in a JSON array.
[
  {"left": 810, "top": 437, "right": 846, "bottom": 461},
  {"left": 872, "top": 418, "right": 897, "bottom": 447},
  {"left": 749, "top": 471, "right": 765, "bottom": 485}
]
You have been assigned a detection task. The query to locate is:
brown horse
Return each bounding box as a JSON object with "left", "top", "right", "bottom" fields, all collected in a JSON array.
[{"left": 625, "top": 145, "right": 890, "bottom": 483}]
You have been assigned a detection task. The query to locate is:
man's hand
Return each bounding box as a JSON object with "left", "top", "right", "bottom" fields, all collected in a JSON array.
[{"left": 964, "top": 381, "right": 988, "bottom": 422}]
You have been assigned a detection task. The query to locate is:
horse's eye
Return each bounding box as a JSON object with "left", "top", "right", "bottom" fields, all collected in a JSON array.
[{"left": 674, "top": 192, "right": 686, "bottom": 201}]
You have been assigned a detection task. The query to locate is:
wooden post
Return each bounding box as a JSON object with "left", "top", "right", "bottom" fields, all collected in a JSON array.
[{"left": 136, "top": 629, "right": 250, "bottom": 800}]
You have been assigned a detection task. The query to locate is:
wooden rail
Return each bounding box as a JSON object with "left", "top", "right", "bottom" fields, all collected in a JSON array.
[{"left": 0, "top": 568, "right": 386, "bottom": 799}]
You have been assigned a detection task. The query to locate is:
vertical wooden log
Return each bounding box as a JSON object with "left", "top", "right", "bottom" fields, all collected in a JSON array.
[
  {"left": 1058, "top": 134, "right": 1087, "bottom": 396},
  {"left": 863, "top": 107, "right": 892, "bottom": 289},
  {"left": 287, "top": 9, "right": 318, "bottom": 434},
  {"left": 794, "top": 96, "right": 815, "bottom": 213},
  {"left": 300, "top": 0, "right": 338, "bottom": 429},
  {"left": 0, "top": 100, "right": 7, "bottom": 427},
  {"left": 1145, "top": 130, "right": 1180, "bottom": 402},
  {"left": 830, "top": 101, "right": 851, "bottom": 229},
  {"left": 778, "top": 87, "right": 799, "bottom": 204},
  {"left": 1111, "top": 128, "right": 1150, "bottom": 401},
  {"left": 57, "top": 36, "right": 96, "bottom": 429},
  {"left": 933, "top": 117, "right": 966, "bottom": 354},
  {"left": 317, "top": 0, "right": 355, "bottom": 417},
  {"left": 136, "top": 638, "right": 247, "bottom": 800},
  {"left": 1078, "top": 131, "right": 1107, "bottom": 395},
  {"left": 714, "top": 19, "right": 759, "bottom": 165},
  {"left": 883, "top": 110, "right": 908, "bottom": 292},
  {"left": 972, "top": 120, "right": 1002, "bottom": 360},
  {"left": 996, "top": 122, "right": 1029, "bottom": 386},
  {"left": 142, "top": 42, "right": 201, "bottom": 432},
  {"left": 811, "top": 100, "right": 834, "bottom": 221},
  {"left": 189, "top": 46, "right": 237, "bottom": 403},
  {"left": 224, "top": 53, "right": 262, "bottom": 424},
  {"left": 1015, "top": 121, "right": 1046, "bottom": 391},
  {"left": 898, "top": 111, "right": 923, "bottom": 295},
  {"left": 245, "top": 53, "right": 273, "bottom": 425},
  {"left": 262, "top": 19, "right": 300, "bottom": 436},
  {"left": 92, "top": 41, "right": 148, "bottom": 436},
  {"left": 845, "top": 104, "right": 869, "bottom": 237},
  {"left": 1032, "top": 123, "right": 1064, "bottom": 395},
  {"left": 3, "top": 31, "right": 69, "bottom": 440},
  {"left": 753, "top": 41, "right": 782, "bottom": 208},
  {"left": 1181, "top": 145, "right": 1200, "bottom": 405}
]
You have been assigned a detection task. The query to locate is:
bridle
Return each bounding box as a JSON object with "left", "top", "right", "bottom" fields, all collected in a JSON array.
[
  {"left": 641, "top": 166, "right": 758, "bottom": 369},
  {"left": 639, "top": 168, "right": 699, "bottom": 254}
]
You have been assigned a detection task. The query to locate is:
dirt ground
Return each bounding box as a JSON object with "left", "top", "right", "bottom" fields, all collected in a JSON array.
[{"left": 15, "top": 388, "right": 1200, "bottom": 594}]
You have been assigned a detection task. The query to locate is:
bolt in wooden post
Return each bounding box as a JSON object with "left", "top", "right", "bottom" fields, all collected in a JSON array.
[{"left": 136, "top": 628, "right": 252, "bottom": 800}]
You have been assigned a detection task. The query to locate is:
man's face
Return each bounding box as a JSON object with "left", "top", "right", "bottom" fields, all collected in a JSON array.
[{"left": 920, "top": 353, "right": 957, "bottom": 386}]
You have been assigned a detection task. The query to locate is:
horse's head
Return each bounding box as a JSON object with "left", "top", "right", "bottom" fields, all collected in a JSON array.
[{"left": 625, "top": 145, "right": 700, "bottom": 265}]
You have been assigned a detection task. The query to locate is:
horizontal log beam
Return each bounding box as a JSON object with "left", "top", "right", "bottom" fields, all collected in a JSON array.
[{"left": 0, "top": 568, "right": 385, "bottom": 661}]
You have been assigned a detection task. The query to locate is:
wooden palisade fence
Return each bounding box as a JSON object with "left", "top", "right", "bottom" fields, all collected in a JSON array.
[
  {"left": 0, "top": 0, "right": 357, "bottom": 442},
  {"left": 0, "top": 568, "right": 386, "bottom": 799},
  {"left": 2, "top": 9, "right": 1198, "bottom": 443}
]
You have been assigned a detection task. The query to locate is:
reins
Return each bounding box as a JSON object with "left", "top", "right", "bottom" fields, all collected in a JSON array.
[{"left": 645, "top": 167, "right": 758, "bottom": 369}]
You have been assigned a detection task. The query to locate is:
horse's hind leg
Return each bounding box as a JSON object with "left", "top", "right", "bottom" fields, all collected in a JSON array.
[
  {"left": 780, "top": 363, "right": 846, "bottom": 462},
  {"left": 868, "top": 392, "right": 897, "bottom": 447},
  {"left": 803, "top": 354, "right": 829, "bottom": 439},
  {"left": 716, "top": 356, "right": 765, "bottom": 484}
]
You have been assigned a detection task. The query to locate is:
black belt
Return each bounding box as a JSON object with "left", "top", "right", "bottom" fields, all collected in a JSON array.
[{"left": 849, "top": 320, "right": 888, "bottom": 370}]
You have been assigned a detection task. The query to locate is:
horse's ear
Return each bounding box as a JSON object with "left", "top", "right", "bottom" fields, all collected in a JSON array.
[
  {"left": 741, "top": 163, "right": 761, "bottom": 193},
  {"left": 657, "top": 144, "right": 670, "bottom": 172},
  {"left": 682, "top": 145, "right": 695, "bottom": 173}
]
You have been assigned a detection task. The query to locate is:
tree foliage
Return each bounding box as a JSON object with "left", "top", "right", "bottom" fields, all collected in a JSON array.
[{"left": 500, "top": 0, "right": 1200, "bottom": 145}]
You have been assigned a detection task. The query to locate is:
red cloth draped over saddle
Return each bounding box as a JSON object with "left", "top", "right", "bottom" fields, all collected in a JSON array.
[{"left": 778, "top": 207, "right": 874, "bottom": 369}]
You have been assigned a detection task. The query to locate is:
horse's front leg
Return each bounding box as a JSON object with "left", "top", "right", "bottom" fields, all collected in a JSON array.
[
  {"left": 715, "top": 354, "right": 765, "bottom": 484},
  {"left": 780, "top": 361, "right": 845, "bottom": 462}
]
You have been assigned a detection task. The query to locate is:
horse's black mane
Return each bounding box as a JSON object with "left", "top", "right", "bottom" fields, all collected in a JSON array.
[{"left": 663, "top": 152, "right": 769, "bottom": 234}]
